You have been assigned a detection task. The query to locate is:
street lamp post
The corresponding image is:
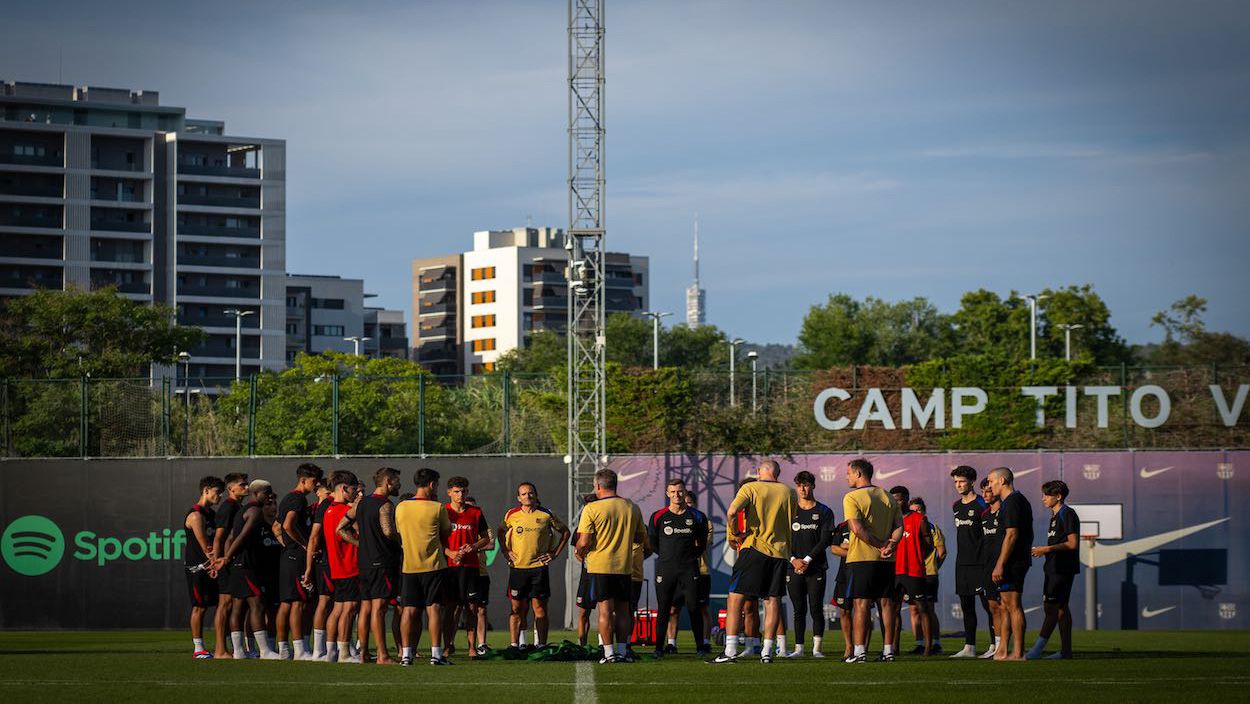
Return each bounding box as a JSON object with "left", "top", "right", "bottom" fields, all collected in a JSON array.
[
  {"left": 344, "top": 336, "right": 372, "bottom": 357},
  {"left": 747, "top": 350, "right": 759, "bottom": 414},
  {"left": 1024, "top": 294, "right": 1049, "bottom": 360},
  {"left": 223, "top": 309, "right": 254, "bottom": 381},
  {"left": 641, "top": 312, "right": 672, "bottom": 370},
  {"left": 1058, "top": 323, "right": 1085, "bottom": 361},
  {"left": 729, "top": 338, "right": 744, "bottom": 407}
]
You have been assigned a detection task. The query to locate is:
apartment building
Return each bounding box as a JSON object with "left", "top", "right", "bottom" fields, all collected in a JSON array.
[
  {"left": 0, "top": 80, "right": 285, "bottom": 382},
  {"left": 412, "top": 227, "right": 648, "bottom": 375}
]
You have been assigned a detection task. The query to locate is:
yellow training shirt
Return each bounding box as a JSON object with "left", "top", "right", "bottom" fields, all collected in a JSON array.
[
  {"left": 728, "top": 479, "right": 798, "bottom": 560},
  {"left": 842, "top": 486, "right": 899, "bottom": 563},
  {"left": 925, "top": 523, "right": 945, "bottom": 576},
  {"left": 577, "top": 496, "right": 645, "bottom": 575},
  {"left": 502, "top": 506, "right": 566, "bottom": 569},
  {"left": 395, "top": 497, "right": 451, "bottom": 574}
]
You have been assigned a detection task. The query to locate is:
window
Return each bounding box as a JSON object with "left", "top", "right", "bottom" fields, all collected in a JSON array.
[
  {"left": 471, "top": 290, "right": 496, "bottom": 304},
  {"left": 311, "top": 298, "right": 345, "bottom": 310},
  {"left": 471, "top": 266, "right": 496, "bottom": 281},
  {"left": 472, "top": 338, "right": 496, "bottom": 352},
  {"left": 286, "top": 323, "right": 298, "bottom": 334},
  {"left": 471, "top": 362, "right": 496, "bottom": 374},
  {"left": 13, "top": 145, "right": 46, "bottom": 157},
  {"left": 471, "top": 314, "right": 496, "bottom": 329},
  {"left": 286, "top": 295, "right": 300, "bottom": 307},
  {"left": 313, "top": 325, "right": 345, "bottom": 336}
]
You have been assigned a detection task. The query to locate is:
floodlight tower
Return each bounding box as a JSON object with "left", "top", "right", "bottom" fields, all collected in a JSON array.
[{"left": 566, "top": 0, "right": 606, "bottom": 501}]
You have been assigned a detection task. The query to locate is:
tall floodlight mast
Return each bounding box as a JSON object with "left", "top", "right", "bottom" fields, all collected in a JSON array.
[
  {"left": 566, "top": 0, "right": 606, "bottom": 522},
  {"left": 565, "top": 0, "right": 607, "bottom": 627}
]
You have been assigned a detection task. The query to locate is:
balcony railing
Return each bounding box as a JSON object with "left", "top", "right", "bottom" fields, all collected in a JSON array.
[
  {"left": 419, "top": 277, "right": 455, "bottom": 291},
  {"left": 419, "top": 302, "right": 455, "bottom": 315},
  {"left": 178, "top": 285, "right": 261, "bottom": 299},
  {"left": 178, "top": 254, "right": 261, "bottom": 269},
  {"left": 179, "top": 193, "right": 261, "bottom": 208},
  {"left": 178, "top": 223, "right": 260, "bottom": 238},
  {"left": 92, "top": 280, "right": 149, "bottom": 294},
  {"left": 177, "top": 164, "right": 260, "bottom": 178},
  {"left": 0, "top": 214, "right": 62, "bottom": 229},
  {"left": 90, "top": 219, "right": 148, "bottom": 233},
  {"left": 1, "top": 153, "right": 63, "bottom": 168},
  {"left": 179, "top": 314, "right": 261, "bottom": 329}
]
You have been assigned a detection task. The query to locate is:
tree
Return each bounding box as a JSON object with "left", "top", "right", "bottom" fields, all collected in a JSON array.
[
  {"left": 495, "top": 330, "right": 564, "bottom": 375},
  {"left": 1037, "top": 285, "right": 1128, "bottom": 364},
  {"left": 951, "top": 289, "right": 1030, "bottom": 359},
  {"left": 1143, "top": 296, "right": 1250, "bottom": 366},
  {"left": 792, "top": 294, "right": 954, "bottom": 368},
  {"left": 605, "top": 312, "right": 650, "bottom": 368},
  {"left": 0, "top": 286, "right": 204, "bottom": 378},
  {"left": 661, "top": 323, "right": 731, "bottom": 369}
]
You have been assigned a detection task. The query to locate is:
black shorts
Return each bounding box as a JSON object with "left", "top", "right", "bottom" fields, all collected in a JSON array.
[
  {"left": 475, "top": 573, "right": 491, "bottom": 606},
  {"left": 924, "top": 575, "right": 940, "bottom": 601},
  {"left": 229, "top": 566, "right": 264, "bottom": 600},
  {"left": 846, "top": 561, "right": 894, "bottom": 600},
  {"left": 575, "top": 570, "right": 591, "bottom": 609},
  {"left": 215, "top": 564, "right": 233, "bottom": 597},
  {"left": 332, "top": 576, "right": 361, "bottom": 603},
  {"left": 997, "top": 562, "right": 1030, "bottom": 594},
  {"left": 508, "top": 566, "right": 551, "bottom": 602},
  {"left": 729, "top": 548, "right": 787, "bottom": 599},
  {"left": 676, "top": 574, "right": 712, "bottom": 608},
  {"left": 444, "top": 566, "right": 484, "bottom": 604},
  {"left": 1043, "top": 572, "right": 1075, "bottom": 606},
  {"left": 833, "top": 576, "right": 849, "bottom": 608},
  {"left": 586, "top": 573, "right": 632, "bottom": 604},
  {"left": 980, "top": 565, "right": 1000, "bottom": 600},
  {"left": 631, "top": 580, "right": 643, "bottom": 612},
  {"left": 186, "top": 568, "right": 219, "bottom": 608},
  {"left": 896, "top": 574, "right": 929, "bottom": 603},
  {"left": 360, "top": 563, "right": 399, "bottom": 601},
  {"left": 315, "top": 559, "right": 334, "bottom": 597},
  {"left": 260, "top": 566, "right": 280, "bottom": 608},
  {"left": 954, "top": 565, "right": 981, "bottom": 596},
  {"left": 279, "top": 549, "right": 311, "bottom": 603},
  {"left": 401, "top": 570, "right": 445, "bottom": 609}
]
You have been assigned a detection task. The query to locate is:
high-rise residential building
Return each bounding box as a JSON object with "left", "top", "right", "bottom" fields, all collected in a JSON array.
[
  {"left": 686, "top": 215, "right": 706, "bottom": 327},
  {"left": 412, "top": 227, "right": 649, "bottom": 375},
  {"left": 0, "top": 80, "right": 285, "bottom": 382}
]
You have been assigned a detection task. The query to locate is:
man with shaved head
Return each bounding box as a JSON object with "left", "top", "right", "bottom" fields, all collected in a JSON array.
[
  {"left": 987, "top": 467, "right": 1033, "bottom": 661},
  {"left": 712, "top": 459, "right": 798, "bottom": 664}
]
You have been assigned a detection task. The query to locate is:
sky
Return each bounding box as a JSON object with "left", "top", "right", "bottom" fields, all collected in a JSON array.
[{"left": 5, "top": 0, "right": 1249, "bottom": 346}]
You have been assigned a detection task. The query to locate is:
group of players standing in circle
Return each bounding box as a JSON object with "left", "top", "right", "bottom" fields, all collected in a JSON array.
[{"left": 179, "top": 457, "right": 1081, "bottom": 665}]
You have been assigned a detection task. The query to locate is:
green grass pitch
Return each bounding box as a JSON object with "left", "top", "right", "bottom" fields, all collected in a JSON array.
[{"left": 1, "top": 629, "right": 1247, "bottom": 703}]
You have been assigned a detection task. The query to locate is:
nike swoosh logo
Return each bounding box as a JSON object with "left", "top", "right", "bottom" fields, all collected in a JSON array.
[
  {"left": 875, "top": 468, "right": 910, "bottom": 480},
  {"left": 617, "top": 471, "right": 648, "bottom": 482},
  {"left": 1083, "top": 518, "right": 1230, "bottom": 568},
  {"left": 1141, "top": 606, "right": 1176, "bottom": 618},
  {"left": 1015, "top": 467, "right": 1040, "bottom": 477},
  {"left": 1139, "top": 466, "right": 1174, "bottom": 479},
  {"left": 1024, "top": 606, "right": 1041, "bottom": 615}
]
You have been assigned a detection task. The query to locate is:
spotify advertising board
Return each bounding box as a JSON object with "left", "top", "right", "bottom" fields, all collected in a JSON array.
[{"left": 0, "top": 457, "right": 566, "bottom": 629}]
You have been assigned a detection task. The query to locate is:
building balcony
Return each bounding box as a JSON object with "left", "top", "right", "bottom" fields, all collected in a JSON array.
[
  {"left": 179, "top": 313, "right": 261, "bottom": 329},
  {"left": 0, "top": 212, "right": 62, "bottom": 229},
  {"left": 177, "top": 163, "right": 261, "bottom": 179},
  {"left": 91, "top": 280, "right": 149, "bottom": 295},
  {"left": 418, "top": 302, "right": 455, "bottom": 315},
  {"left": 525, "top": 270, "right": 566, "bottom": 285},
  {"left": 418, "top": 276, "right": 456, "bottom": 292},
  {"left": 530, "top": 296, "right": 567, "bottom": 308},
  {"left": 418, "top": 345, "right": 458, "bottom": 363}
]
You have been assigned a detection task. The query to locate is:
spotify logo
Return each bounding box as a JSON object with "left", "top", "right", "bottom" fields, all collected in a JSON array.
[{"left": 1, "top": 515, "right": 65, "bottom": 576}]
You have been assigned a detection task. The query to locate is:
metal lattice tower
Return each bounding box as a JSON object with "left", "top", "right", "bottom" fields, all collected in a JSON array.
[{"left": 566, "top": 0, "right": 606, "bottom": 503}]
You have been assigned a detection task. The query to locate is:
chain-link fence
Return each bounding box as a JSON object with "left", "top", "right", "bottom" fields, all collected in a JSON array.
[{"left": 1, "top": 365, "right": 1246, "bottom": 458}]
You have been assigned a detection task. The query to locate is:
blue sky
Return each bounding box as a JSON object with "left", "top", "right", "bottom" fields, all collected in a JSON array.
[{"left": 6, "top": 0, "right": 1249, "bottom": 345}]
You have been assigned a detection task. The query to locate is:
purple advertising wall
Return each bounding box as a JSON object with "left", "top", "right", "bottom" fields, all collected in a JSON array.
[{"left": 609, "top": 451, "right": 1247, "bottom": 631}]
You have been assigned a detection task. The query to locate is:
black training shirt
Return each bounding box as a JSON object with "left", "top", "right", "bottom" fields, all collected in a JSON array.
[
  {"left": 951, "top": 495, "right": 988, "bottom": 567},
  {"left": 1045, "top": 505, "right": 1081, "bottom": 576},
  {"left": 648, "top": 507, "right": 709, "bottom": 569},
  {"left": 789, "top": 501, "right": 835, "bottom": 571},
  {"left": 277, "top": 490, "right": 312, "bottom": 551},
  {"left": 998, "top": 491, "right": 1034, "bottom": 567}
]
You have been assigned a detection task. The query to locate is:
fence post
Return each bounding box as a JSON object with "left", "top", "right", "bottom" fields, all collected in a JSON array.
[
  {"left": 80, "top": 376, "right": 88, "bottom": 458},
  {"left": 418, "top": 374, "right": 426, "bottom": 456},
  {"left": 247, "top": 374, "right": 257, "bottom": 456},
  {"left": 1120, "top": 363, "right": 1129, "bottom": 448},
  {"left": 331, "top": 375, "right": 340, "bottom": 456},
  {"left": 2, "top": 379, "right": 9, "bottom": 457},
  {"left": 502, "top": 370, "right": 511, "bottom": 456},
  {"left": 161, "top": 376, "right": 170, "bottom": 456}
]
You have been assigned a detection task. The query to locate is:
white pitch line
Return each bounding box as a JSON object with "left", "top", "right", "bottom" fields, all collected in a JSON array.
[{"left": 574, "top": 661, "right": 599, "bottom": 704}]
